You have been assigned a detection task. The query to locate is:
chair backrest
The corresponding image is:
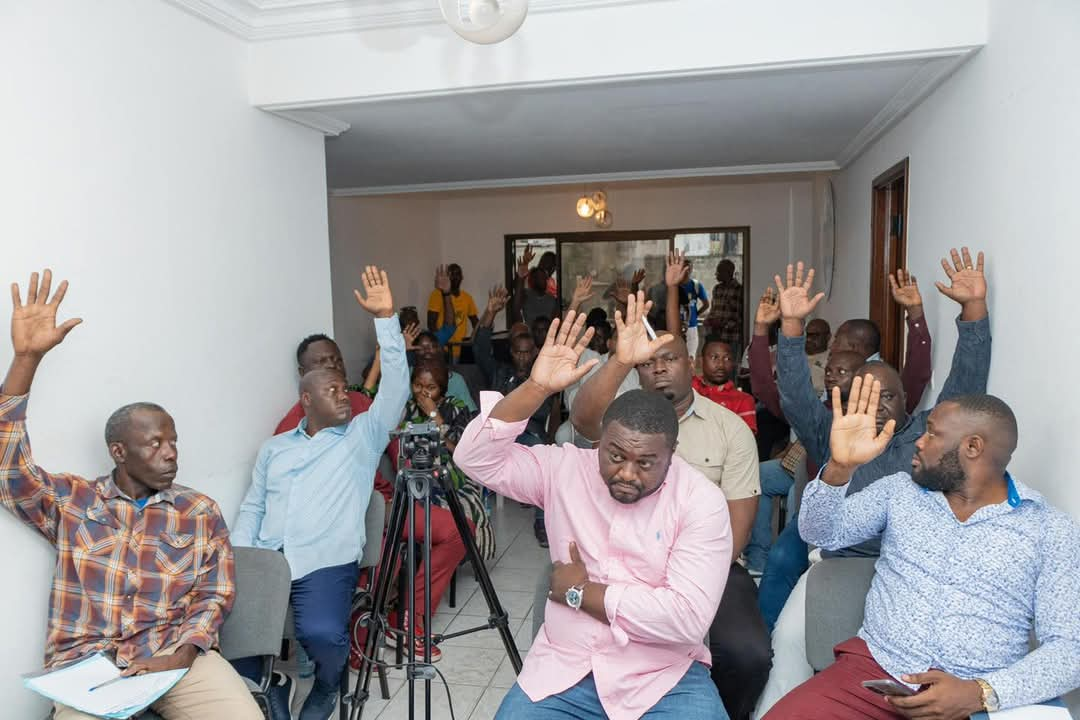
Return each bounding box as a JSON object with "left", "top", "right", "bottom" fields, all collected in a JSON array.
[
  {"left": 361, "top": 485, "right": 387, "bottom": 569},
  {"left": 218, "top": 547, "right": 292, "bottom": 661},
  {"left": 789, "top": 456, "right": 811, "bottom": 519},
  {"left": 804, "top": 557, "right": 877, "bottom": 671}
]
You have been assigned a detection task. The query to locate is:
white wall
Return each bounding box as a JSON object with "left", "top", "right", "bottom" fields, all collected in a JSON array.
[
  {"left": 0, "top": 1, "right": 333, "bottom": 715},
  {"left": 328, "top": 176, "right": 823, "bottom": 373},
  {"left": 829, "top": 0, "right": 1080, "bottom": 520}
]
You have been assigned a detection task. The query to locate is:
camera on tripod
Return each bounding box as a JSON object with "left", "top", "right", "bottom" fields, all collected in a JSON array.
[{"left": 394, "top": 422, "right": 442, "bottom": 471}]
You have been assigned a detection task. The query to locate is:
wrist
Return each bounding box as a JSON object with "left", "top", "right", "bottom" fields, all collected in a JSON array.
[
  {"left": 753, "top": 322, "right": 771, "bottom": 337},
  {"left": 960, "top": 299, "right": 988, "bottom": 322},
  {"left": 906, "top": 304, "right": 924, "bottom": 321},
  {"left": 781, "top": 318, "right": 805, "bottom": 338},
  {"left": 822, "top": 461, "right": 857, "bottom": 486}
]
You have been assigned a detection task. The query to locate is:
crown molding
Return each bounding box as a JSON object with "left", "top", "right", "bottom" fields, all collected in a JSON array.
[
  {"left": 835, "top": 49, "right": 975, "bottom": 167},
  {"left": 273, "top": 109, "right": 351, "bottom": 135},
  {"left": 329, "top": 161, "right": 839, "bottom": 196},
  {"left": 166, "top": 0, "right": 664, "bottom": 41}
]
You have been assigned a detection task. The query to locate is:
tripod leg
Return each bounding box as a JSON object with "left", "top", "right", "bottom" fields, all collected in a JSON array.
[{"left": 442, "top": 484, "right": 524, "bottom": 673}]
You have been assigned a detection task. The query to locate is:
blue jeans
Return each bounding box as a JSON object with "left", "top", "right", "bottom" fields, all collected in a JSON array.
[
  {"left": 744, "top": 460, "right": 795, "bottom": 573},
  {"left": 233, "top": 561, "right": 358, "bottom": 690},
  {"left": 495, "top": 662, "right": 727, "bottom": 719},
  {"left": 756, "top": 518, "right": 809, "bottom": 633}
]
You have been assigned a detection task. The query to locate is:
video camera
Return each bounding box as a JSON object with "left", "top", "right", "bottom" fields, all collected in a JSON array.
[{"left": 391, "top": 421, "right": 442, "bottom": 472}]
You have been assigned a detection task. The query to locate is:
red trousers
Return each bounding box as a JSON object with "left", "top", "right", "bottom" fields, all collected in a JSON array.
[{"left": 763, "top": 637, "right": 906, "bottom": 720}]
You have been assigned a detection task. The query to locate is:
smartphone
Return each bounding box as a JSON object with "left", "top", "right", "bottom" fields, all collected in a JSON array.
[{"left": 862, "top": 679, "right": 916, "bottom": 697}]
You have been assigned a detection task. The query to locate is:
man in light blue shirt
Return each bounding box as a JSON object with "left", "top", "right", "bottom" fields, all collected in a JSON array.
[
  {"left": 766, "top": 379, "right": 1080, "bottom": 718},
  {"left": 232, "top": 266, "right": 410, "bottom": 720}
]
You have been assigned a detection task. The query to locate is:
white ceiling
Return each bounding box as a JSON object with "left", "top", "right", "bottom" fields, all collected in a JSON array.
[{"left": 321, "top": 57, "right": 959, "bottom": 192}]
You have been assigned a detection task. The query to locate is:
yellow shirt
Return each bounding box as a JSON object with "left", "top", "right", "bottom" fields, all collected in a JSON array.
[
  {"left": 675, "top": 390, "right": 761, "bottom": 500},
  {"left": 427, "top": 289, "right": 478, "bottom": 347}
]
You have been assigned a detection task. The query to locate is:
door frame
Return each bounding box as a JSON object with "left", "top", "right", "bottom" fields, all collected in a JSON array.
[{"left": 869, "top": 158, "right": 909, "bottom": 368}]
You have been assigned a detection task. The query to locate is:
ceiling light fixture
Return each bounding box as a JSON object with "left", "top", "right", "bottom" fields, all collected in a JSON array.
[
  {"left": 438, "top": 0, "right": 529, "bottom": 45},
  {"left": 575, "top": 191, "right": 612, "bottom": 228}
]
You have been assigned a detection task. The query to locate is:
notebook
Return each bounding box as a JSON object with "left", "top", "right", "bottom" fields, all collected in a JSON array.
[{"left": 24, "top": 652, "right": 187, "bottom": 719}]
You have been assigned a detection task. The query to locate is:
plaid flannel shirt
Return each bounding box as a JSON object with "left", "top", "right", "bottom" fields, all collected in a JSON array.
[
  {"left": 0, "top": 393, "right": 235, "bottom": 669},
  {"left": 706, "top": 281, "right": 744, "bottom": 347}
]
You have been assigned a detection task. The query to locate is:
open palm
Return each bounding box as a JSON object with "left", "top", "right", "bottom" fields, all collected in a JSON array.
[
  {"left": 889, "top": 269, "right": 923, "bottom": 308},
  {"left": 665, "top": 251, "right": 688, "bottom": 287},
  {"left": 935, "top": 247, "right": 986, "bottom": 304},
  {"left": 613, "top": 291, "right": 674, "bottom": 366},
  {"left": 829, "top": 376, "right": 896, "bottom": 467},
  {"left": 529, "top": 312, "right": 599, "bottom": 394},
  {"left": 353, "top": 266, "right": 395, "bottom": 318},
  {"left": 756, "top": 287, "right": 781, "bottom": 325},
  {"left": 11, "top": 270, "right": 82, "bottom": 357},
  {"left": 774, "top": 262, "right": 825, "bottom": 320}
]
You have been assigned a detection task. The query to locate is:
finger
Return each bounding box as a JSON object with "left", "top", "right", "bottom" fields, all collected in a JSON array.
[
  {"left": 58, "top": 318, "right": 83, "bottom": 338},
  {"left": 939, "top": 258, "right": 954, "bottom": 279},
  {"left": 648, "top": 333, "right": 676, "bottom": 353},
  {"left": 564, "top": 311, "right": 587, "bottom": 347},
  {"left": 846, "top": 375, "right": 864, "bottom": 416},
  {"left": 378, "top": 269, "right": 390, "bottom": 289},
  {"left": 614, "top": 309, "right": 626, "bottom": 333},
  {"left": 39, "top": 269, "right": 53, "bottom": 305},
  {"left": 353, "top": 289, "right": 369, "bottom": 309},
  {"left": 804, "top": 267, "right": 816, "bottom": 291},
  {"left": 10, "top": 283, "right": 21, "bottom": 310},
  {"left": 910, "top": 275, "right": 917, "bottom": 287},
  {"left": 807, "top": 292, "right": 826, "bottom": 311},
  {"left": 874, "top": 419, "right": 897, "bottom": 450},
  {"left": 888, "top": 274, "right": 899, "bottom": 293},
  {"left": 545, "top": 317, "right": 562, "bottom": 348},
  {"left": 831, "top": 385, "right": 843, "bottom": 421},
  {"left": 774, "top": 274, "right": 785, "bottom": 295},
  {"left": 569, "top": 541, "right": 583, "bottom": 564},
  {"left": 976, "top": 251, "right": 985, "bottom": 273},
  {"left": 785, "top": 264, "right": 794, "bottom": 289},
  {"left": 933, "top": 281, "right": 953, "bottom": 298},
  {"left": 859, "top": 374, "right": 876, "bottom": 415},
  {"left": 901, "top": 671, "right": 946, "bottom": 685},
  {"left": 49, "top": 279, "right": 69, "bottom": 308},
  {"left": 950, "top": 248, "right": 963, "bottom": 272},
  {"left": 572, "top": 325, "right": 595, "bottom": 357},
  {"left": 961, "top": 247, "right": 973, "bottom": 269},
  {"left": 864, "top": 377, "right": 881, "bottom": 417},
  {"left": 27, "top": 272, "right": 39, "bottom": 305}
]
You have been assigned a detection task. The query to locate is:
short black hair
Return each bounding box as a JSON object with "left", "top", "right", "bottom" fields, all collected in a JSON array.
[
  {"left": 296, "top": 333, "right": 334, "bottom": 365},
  {"left": 105, "top": 402, "right": 168, "bottom": 444},
  {"left": 701, "top": 336, "right": 734, "bottom": 357},
  {"left": 585, "top": 307, "right": 608, "bottom": 328},
  {"left": 414, "top": 330, "right": 440, "bottom": 347},
  {"left": 950, "top": 394, "right": 1019, "bottom": 453},
  {"left": 412, "top": 359, "right": 449, "bottom": 396},
  {"left": 843, "top": 319, "right": 882, "bottom": 355},
  {"left": 601, "top": 390, "right": 679, "bottom": 448}
]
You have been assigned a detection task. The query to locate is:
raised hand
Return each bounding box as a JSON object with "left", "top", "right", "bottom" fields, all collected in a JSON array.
[
  {"left": 486, "top": 285, "right": 510, "bottom": 315},
  {"left": 610, "top": 275, "right": 632, "bottom": 305},
  {"left": 353, "top": 266, "right": 395, "bottom": 319},
  {"left": 570, "top": 275, "right": 594, "bottom": 308},
  {"left": 935, "top": 247, "right": 986, "bottom": 305},
  {"left": 10, "top": 269, "right": 82, "bottom": 358},
  {"left": 774, "top": 262, "right": 826, "bottom": 321},
  {"left": 755, "top": 286, "right": 781, "bottom": 327},
  {"left": 828, "top": 374, "right": 897, "bottom": 469},
  {"left": 889, "top": 266, "right": 924, "bottom": 313},
  {"left": 665, "top": 250, "right": 689, "bottom": 287},
  {"left": 434, "top": 265, "right": 451, "bottom": 293},
  {"left": 402, "top": 322, "right": 421, "bottom": 350},
  {"left": 631, "top": 268, "right": 646, "bottom": 289},
  {"left": 528, "top": 311, "right": 600, "bottom": 394},
  {"left": 516, "top": 246, "right": 535, "bottom": 279},
  {"left": 612, "top": 290, "right": 675, "bottom": 367}
]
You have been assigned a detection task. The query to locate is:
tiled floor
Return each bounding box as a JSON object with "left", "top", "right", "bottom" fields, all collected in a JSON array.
[{"left": 287, "top": 500, "right": 542, "bottom": 720}]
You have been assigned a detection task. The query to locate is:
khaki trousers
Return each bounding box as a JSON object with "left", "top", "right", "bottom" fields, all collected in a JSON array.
[{"left": 53, "top": 650, "right": 263, "bottom": 720}]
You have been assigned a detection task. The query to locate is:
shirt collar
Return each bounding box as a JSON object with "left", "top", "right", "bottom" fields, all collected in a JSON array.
[
  {"left": 680, "top": 390, "right": 703, "bottom": 421},
  {"left": 918, "top": 471, "right": 1040, "bottom": 510},
  {"left": 99, "top": 473, "right": 179, "bottom": 506},
  {"left": 295, "top": 416, "right": 348, "bottom": 437}
]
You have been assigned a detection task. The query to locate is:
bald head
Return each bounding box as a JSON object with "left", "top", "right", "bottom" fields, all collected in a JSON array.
[
  {"left": 300, "top": 368, "right": 351, "bottom": 431},
  {"left": 300, "top": 368, "right": 345, "bottom": 395},
  {"left": 806, "top": 318, "right": 832, "bottom": 355},
  {"left": 856, "top": 361, "right": 907, "bottom": 430},
  {"left": 834, "top": 319, "right": 881, "bottom": 359}
]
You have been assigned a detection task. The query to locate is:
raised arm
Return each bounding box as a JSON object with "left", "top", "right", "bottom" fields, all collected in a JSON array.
[
  {"left": 473, "top": 286, "right": 508, "bottom": 384},
  {"left": 0, "top": 270, "right": 84, "bottom": 543},
  {"left": 890, "top": 268, "right": 933, "bottom": 411},
  {"left": 433, "top": 264, "right": 457, "bottom": 340},
  {"left": 350, "top": 267, "right": 410, "bottom": 451},
  {"left": 774, "top": 263, "right": 832, "bottom": 465},
  {"left": 665, "top": 250, "right": 688, "bottom": 339},
  {"left": 512, "top": 245, "right": 534, "bottom": 323},
  {"left": 933, "top": 247, "right": 992, "bottom": 403},
  {"left": 566, "top": 274, "right": 595, "bottom": 315},
  {"left": 799, "top": 375, "right": 898, "bottom": 550},
  {"left": 454, "top": 311, "right": 599, "bottom": 506},
  {"left": 749, "top": 286, "right": 784, "bottom": 419},
  {"left": 570, "top": 291, "right": 673, "bottom": 442}
]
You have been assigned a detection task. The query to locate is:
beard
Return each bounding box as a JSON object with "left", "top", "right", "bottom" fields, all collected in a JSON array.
[{"left": 912, "top": 447, "right": 965, "bottom": 493}]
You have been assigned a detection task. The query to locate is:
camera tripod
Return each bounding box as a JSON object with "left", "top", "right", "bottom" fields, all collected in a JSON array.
[{"left": 345, "top": 422, "right": 522, "bottom": 720}]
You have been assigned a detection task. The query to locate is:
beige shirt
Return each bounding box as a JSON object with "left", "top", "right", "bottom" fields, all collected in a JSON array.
[{"left": 675, "top": 390, "right": 761, "bottom": 501}]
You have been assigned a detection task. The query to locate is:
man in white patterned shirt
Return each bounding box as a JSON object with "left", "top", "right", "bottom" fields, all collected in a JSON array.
[{"left": 766, "top": 378, "right": 1080, "bottom": 719}]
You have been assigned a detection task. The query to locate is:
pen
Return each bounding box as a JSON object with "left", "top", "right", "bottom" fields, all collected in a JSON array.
[
  {"left": 89, "top": 675, "right": 127, "bottom": 693},
  {"left": 641, "top": 315, "right": 657, "bottom": 341}
]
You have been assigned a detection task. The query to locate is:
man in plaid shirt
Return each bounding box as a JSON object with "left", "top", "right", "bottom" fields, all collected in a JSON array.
[
  {"left": 0, "top": 269, "right": 260, "bottom": 720},
  {"left": 705, "top": 259, "right": 745, "bottom": 357}
]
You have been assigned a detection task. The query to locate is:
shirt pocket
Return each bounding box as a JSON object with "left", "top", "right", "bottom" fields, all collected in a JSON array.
[
  {"left": 72, "top": 505, "right": 122, "bottom": 570},
  {"left": 154, "top": 532, "right": 197, "bottom": 579}
]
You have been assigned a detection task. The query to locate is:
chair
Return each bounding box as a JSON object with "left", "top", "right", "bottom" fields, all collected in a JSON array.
[{"left": 803, "top": 557, "right": 877, "bottom": 672}]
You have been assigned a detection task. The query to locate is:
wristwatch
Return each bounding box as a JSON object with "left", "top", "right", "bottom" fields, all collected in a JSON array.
[
  {"left": 975, "top": 678, "right": 999, "bottom": 712},
  {"left": 565, "top": 583, "right": 586, "bottom": 611},
  {"left": 428, "top": 409, "right": 438, "bottom": 419}
]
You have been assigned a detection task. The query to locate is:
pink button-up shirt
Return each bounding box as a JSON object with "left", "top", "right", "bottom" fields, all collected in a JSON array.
[{"left": 454, "top": 392, "right": 732, "bottom": 720}]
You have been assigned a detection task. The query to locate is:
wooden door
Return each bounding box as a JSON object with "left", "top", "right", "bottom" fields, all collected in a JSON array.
[{"left": 869, "top": 159, "right": 909, "bottom": 369}]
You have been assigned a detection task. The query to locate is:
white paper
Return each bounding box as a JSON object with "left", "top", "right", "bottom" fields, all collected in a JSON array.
[
  {"left": 25, "top": 653, "right": 187, "bottom": 719},
  {"left": 988, "top": 705, "right": 1072, "bottom": 719}
]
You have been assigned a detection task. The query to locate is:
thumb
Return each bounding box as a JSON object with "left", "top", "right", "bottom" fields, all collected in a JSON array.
[
  {"left": 58, "top": 318, "right": 83, "bottom": 337},
  {"left": 934, "top": 281, "right": 954, "bottom": 298},
  {"left": 569, "top": 541, "right": 583, "bottom": 565},
  {"left": 901, "top": 670, "right": 945, "bottom": 685}
]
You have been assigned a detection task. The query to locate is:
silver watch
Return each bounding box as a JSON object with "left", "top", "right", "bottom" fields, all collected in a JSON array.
[{"left": 565, "top": 583, "right": 586, "bottom": 610}]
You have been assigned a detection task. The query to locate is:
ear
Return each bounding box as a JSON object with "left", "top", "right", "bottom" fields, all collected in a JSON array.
[
  {"left": 300, "top": 391, "right": 312, "bottom": 409},
  {"left": 108, "top": 441, "right": 126, "bottom": 465},
  {"left": 964, "top": 434, "right": 985, "bottom": 459},
  {"left": 297, "top": 365, "right": 305, "bottom": 379}
]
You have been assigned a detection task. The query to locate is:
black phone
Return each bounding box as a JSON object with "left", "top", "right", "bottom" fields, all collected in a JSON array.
[{"left": 862, "top": 679, "right": 916, "bottom": 697}]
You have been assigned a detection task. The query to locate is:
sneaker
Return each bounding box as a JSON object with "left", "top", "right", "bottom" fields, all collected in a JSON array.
[
  {"left": 533, "top": 520, "right": 549, "bottom": 548},
  {"left": 298, "top": 678, "right": 337, "bottom": 720},
  {"left": 266, "top": 671, "right": 295, "bottom": 720},
  {"left": 413, "top": 636, "right": 442, "bottom": 663}
]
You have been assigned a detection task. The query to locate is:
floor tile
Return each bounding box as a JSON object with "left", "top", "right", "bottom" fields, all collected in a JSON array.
[{"left": 468, "top": 685, "right": 511, "bottom": 720}]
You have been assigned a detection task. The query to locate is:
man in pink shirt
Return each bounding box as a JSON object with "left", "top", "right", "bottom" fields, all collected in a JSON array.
[{"left": 454, "top": 311, "right": 733, "bottom": 720}]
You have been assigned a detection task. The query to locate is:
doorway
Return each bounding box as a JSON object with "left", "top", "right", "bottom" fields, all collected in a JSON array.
[{"left": 869, "top": 159, "right": 909, "bottom": 368}]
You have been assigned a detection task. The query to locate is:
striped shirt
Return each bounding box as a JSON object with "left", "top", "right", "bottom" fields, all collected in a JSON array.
[{"left": 0, "top": 394, "right": 235, "bottom": 669}]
